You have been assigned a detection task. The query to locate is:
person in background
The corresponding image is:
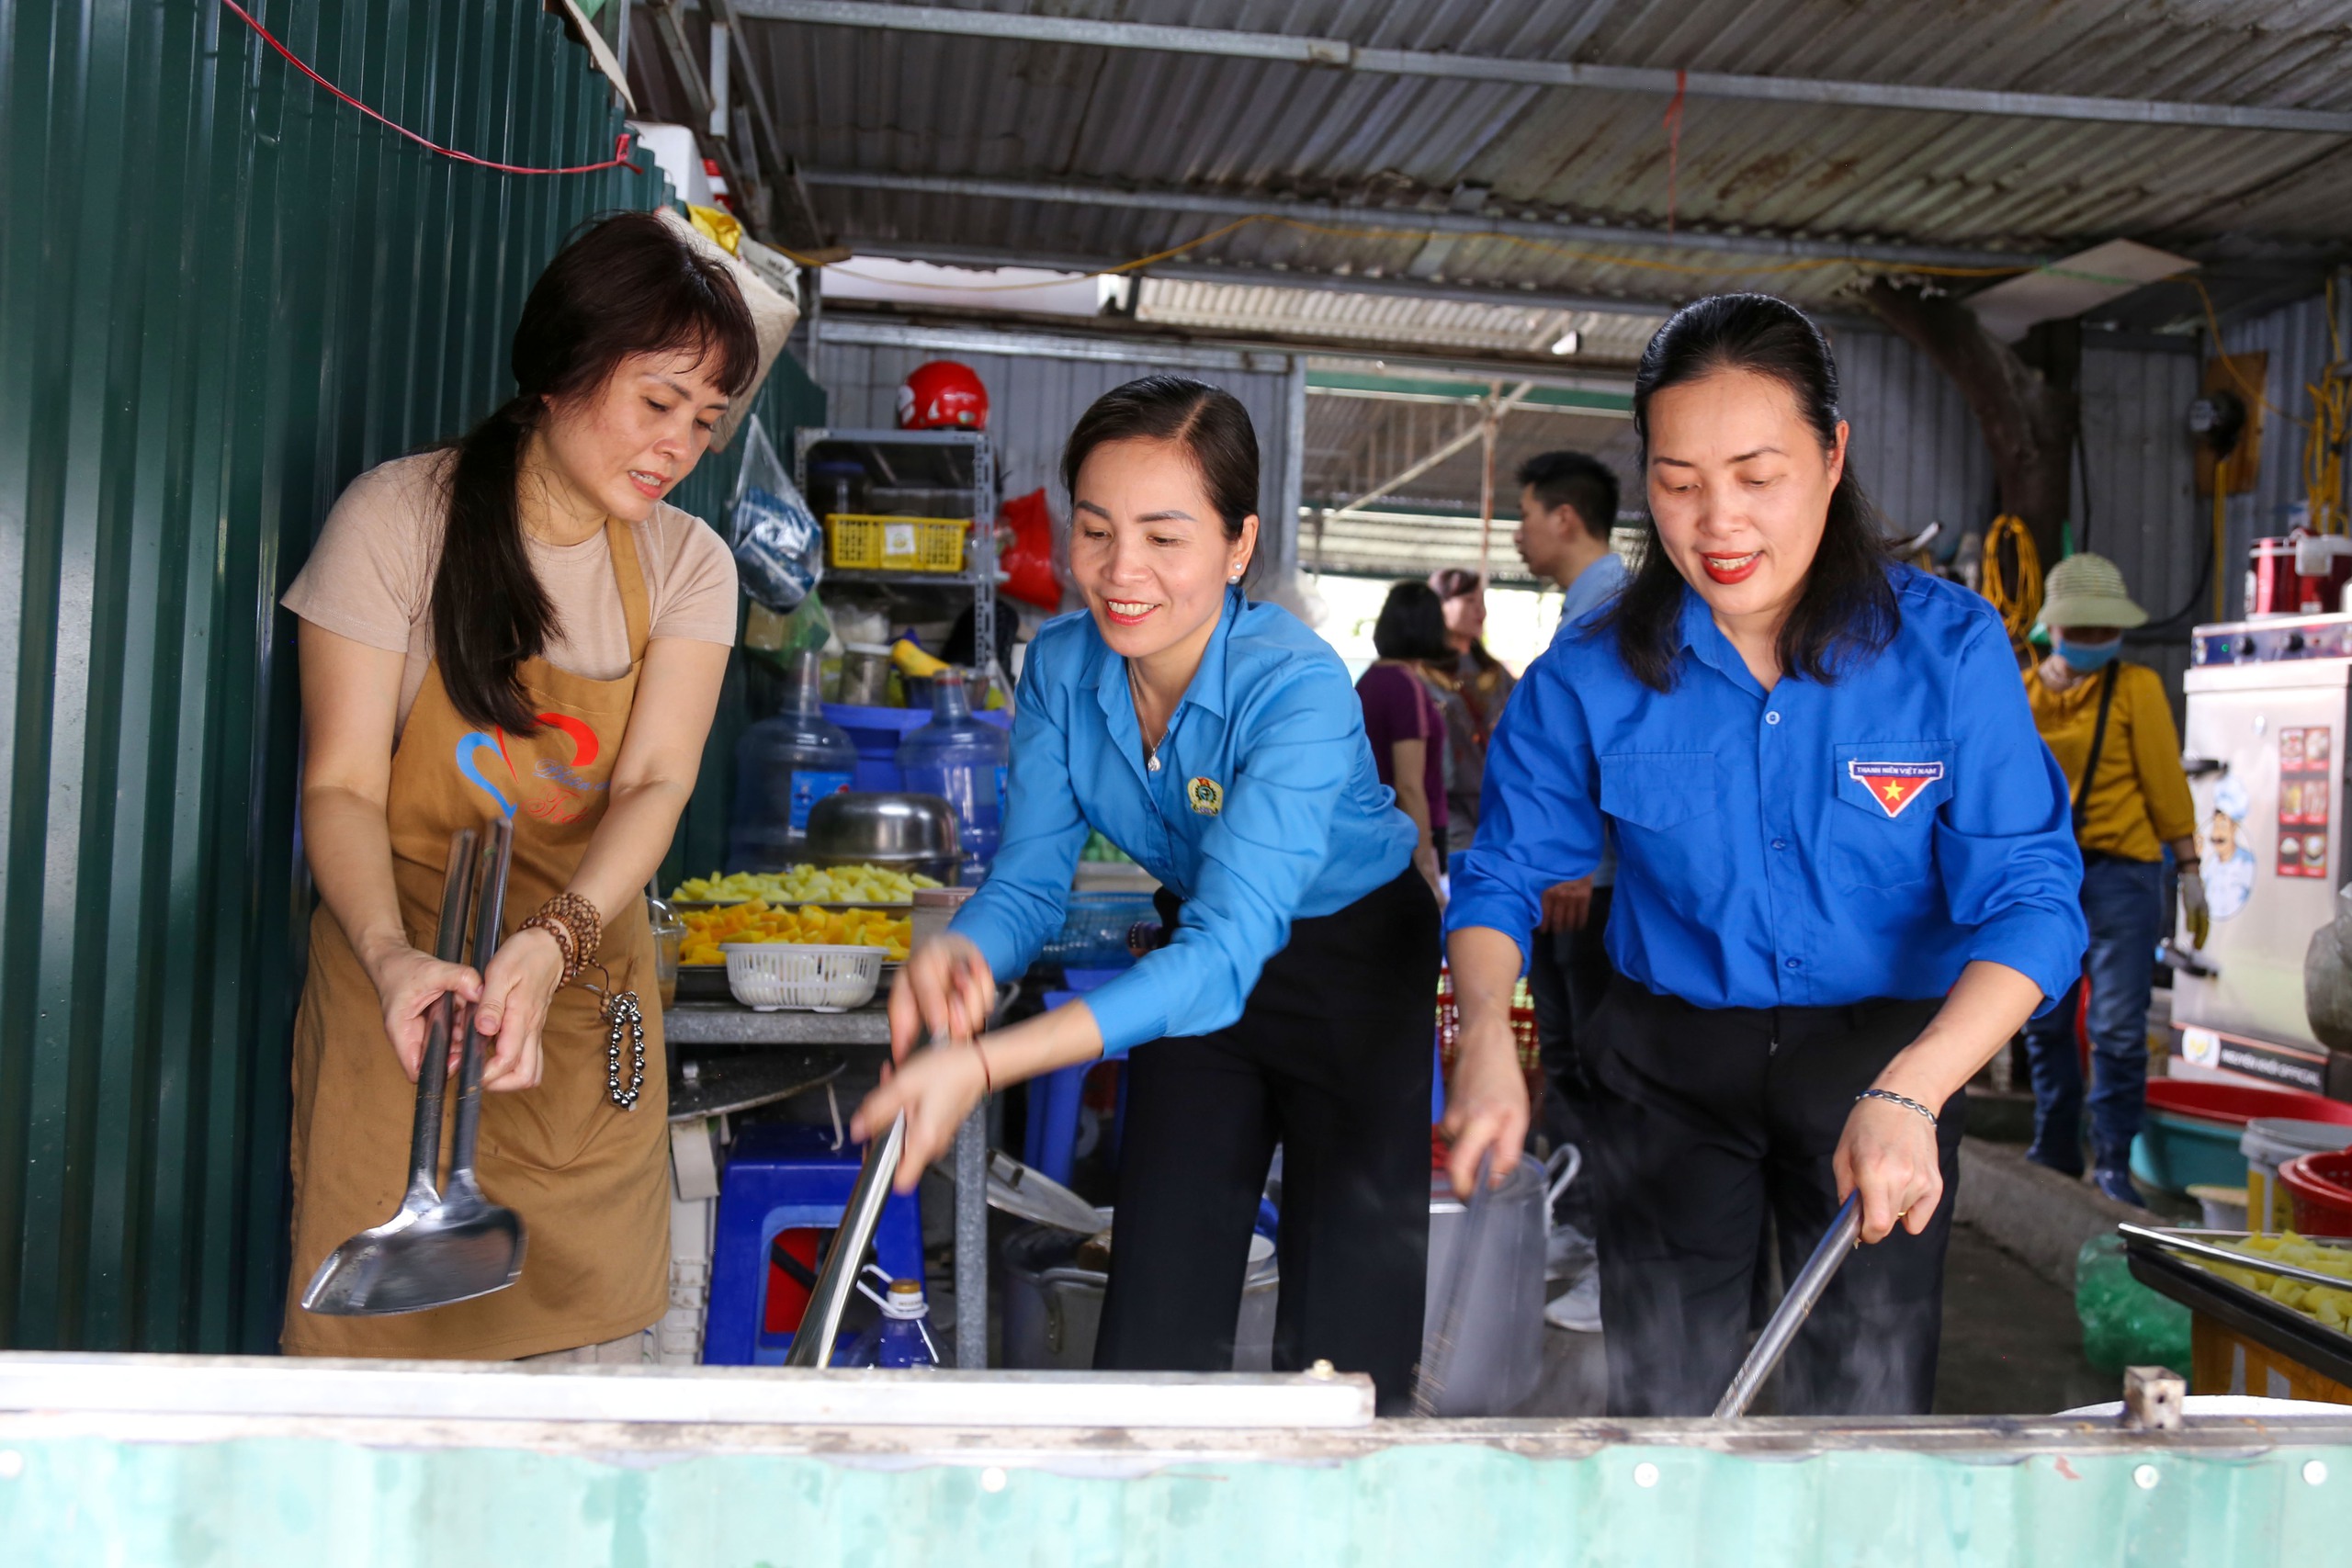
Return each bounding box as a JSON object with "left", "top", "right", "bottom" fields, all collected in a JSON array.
[
  {"left": 1510, "top": 448, "right": 1628, "bottom": 1333},
  {"left": 1358, "top": 581, "right": 1453, "bottom": 897},
  {"left": 2020, "top": 552, "right": 2205, "bottom": 1207},
  {"left": 1430, "top": 567, "right": 1517, "bottom": 736},
  {"left": 1442, "top": 293, "right": 2086, "bottom": 1416}
]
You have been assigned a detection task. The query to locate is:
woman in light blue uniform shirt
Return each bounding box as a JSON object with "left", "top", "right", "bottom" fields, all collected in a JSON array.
[{"left": 855, "top": 376, "right": 1440, "bottom": 1410}]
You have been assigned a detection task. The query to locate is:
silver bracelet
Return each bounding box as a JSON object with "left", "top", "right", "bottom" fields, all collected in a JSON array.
[{"left": 1855, "top": 1088, "right": 1939, "bottom": 1127}]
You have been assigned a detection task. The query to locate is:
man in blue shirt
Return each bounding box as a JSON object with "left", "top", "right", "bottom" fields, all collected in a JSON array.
[
  {"left": 1511, "top": 449, "right": 1628, "bottom": 1332},
  {"left": 1517, "top": 450, "right": 1630, "bottom": 649}
]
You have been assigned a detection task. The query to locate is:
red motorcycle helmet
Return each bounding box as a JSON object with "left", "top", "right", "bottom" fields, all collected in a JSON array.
[{"left": 897, "top": 361, "right": 989, "bottom": 431}]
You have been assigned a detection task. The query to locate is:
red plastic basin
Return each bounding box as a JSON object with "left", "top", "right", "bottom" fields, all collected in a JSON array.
[
  {"left": 2144, "top": 1079, "right": 2352, "bottom": 1129},
  {"left": 2282, "top": 1151, "right": 2352, "bottom": 1239}
]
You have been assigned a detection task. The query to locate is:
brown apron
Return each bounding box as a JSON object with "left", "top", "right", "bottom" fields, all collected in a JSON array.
[{"left": 283, "top": 519, "right": 671, "bottom": 1359}]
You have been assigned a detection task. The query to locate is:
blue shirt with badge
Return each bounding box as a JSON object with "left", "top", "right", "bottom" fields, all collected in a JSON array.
[
  {"left": 1450, "top": 566, "right": 2086, "bottom": 1013},
  {"left": 954, "top": 587, "right": 1418, "bottom": 1055}
]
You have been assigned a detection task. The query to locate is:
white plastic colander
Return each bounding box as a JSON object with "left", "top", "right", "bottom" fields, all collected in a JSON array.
[{"left": 721, "top": 943, "right": 888, "bottom": 1012}]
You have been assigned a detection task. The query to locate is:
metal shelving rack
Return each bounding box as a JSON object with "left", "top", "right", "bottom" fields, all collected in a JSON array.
[{"left": 794, "top": 427, "right": 998, "bottom": 691}]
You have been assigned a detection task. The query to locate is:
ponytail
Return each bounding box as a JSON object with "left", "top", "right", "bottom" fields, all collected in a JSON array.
[{"left": 434, "top": 398, "right": 561, "bottom": 733}]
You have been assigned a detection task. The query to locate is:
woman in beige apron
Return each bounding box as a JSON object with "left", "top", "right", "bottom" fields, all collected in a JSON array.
[{"left": 279, "top": 213, "right": 757, "bottom": 1359}]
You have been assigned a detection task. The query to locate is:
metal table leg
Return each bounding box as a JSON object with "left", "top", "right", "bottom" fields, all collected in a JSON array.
[{"left": 954, "top": 1105, "right": 987, "bottom": 1369}]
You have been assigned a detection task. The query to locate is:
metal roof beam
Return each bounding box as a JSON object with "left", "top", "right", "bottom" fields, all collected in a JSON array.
[
  {"left": 805, "top": 168, "right": 2038, "bottom": 271},
  {"left": 740, "top": 0, "right": 2352, "bottom": 135}
]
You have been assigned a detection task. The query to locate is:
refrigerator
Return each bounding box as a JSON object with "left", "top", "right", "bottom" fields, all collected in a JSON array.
[{"left": 2176, "top": 609, "right": 2352, "bottom": 1100}]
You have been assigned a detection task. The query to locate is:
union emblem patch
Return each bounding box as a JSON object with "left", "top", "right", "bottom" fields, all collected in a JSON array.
[
  {"left": 1847, "top": 760, "right": 1945, "bottom": 819},
  {"left": 1186, "top": 776, "right": 1224, "bottom": 816}
]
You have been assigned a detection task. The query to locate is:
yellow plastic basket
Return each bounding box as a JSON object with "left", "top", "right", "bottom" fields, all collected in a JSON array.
[{"left": 825, "top": 513, "right": 968, "bottom": 574}]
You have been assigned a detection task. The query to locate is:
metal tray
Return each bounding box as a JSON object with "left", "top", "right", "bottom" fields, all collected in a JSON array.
[
  {"left": 673, "top": 898, "right": 913, "bottom": 913},
  {"left": 2123, "top": 1228, "right": 2352, "bottom": 1390}
]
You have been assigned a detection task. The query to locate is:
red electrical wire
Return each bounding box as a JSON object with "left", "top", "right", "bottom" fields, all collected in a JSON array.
[{"left": 213, "top": 0, "right": 640, "bottom": 176}]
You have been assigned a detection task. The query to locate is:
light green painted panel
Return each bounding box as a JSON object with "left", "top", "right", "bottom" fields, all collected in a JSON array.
[{"left": 2, "top": 1434, "right": 2346, "bottom": 1566}]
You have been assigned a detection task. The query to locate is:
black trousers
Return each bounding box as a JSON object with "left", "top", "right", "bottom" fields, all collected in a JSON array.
[
  {"left": 1582, "top": 982, "right": 1962, "bottom": 1416},
  {"left": 1095, "top": 869, "right": 1440, "bottom": 1415},
  {"left": 1528, "top": 886, "right": 1616, "bottom": 1162}
]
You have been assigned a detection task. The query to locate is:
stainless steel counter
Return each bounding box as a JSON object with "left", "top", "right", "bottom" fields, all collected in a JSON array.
[{"left": 663, "top": 998, "right": 892, "bottom": 1047}]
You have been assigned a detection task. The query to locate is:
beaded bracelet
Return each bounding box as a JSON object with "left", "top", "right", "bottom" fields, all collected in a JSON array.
[
  {"left": 1855, "top": 1088, "right": 1939, "bottom": 1127},
  {"left": 520, "top": 892, "right": 602, "bottom": 987},
  {"left": 520, "top": 911, "right": 578, "bottom": 982}
]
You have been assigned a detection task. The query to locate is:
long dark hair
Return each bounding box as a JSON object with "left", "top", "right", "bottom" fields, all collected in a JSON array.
[
  {"left": 1374, "top": 581, "right": 1453, "bottom": 661},
  {"left": 435, "top": 210, "right": 758, "bottom": 731},
  {"left": 1061, "top": 375, "right": 1261, "bottom": 581},
  {"left": 1600, "top": 293, "right": 1897, "bottom": 692}
]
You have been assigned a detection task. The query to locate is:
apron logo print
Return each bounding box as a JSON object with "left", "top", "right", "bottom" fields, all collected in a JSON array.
[
  {"left": 455, "top": 733, "right": 514, "bottom": 818},
  {"left": 1186, "top": 776, "right": 1224, "bottom": 816},
  {"left": 458, "top": 713, "right": 603, "bottom": 820},
  {"left": 1847, "top": 760, "right": 1944, "bottom": 820}
]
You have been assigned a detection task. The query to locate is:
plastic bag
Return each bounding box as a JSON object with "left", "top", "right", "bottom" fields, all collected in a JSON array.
[
  {"left": 2075, "top": 1234, "right": 2191, "bottom": 1376},
  {"left": 729, "top": 420, "right": 823, "bottom": 613}
]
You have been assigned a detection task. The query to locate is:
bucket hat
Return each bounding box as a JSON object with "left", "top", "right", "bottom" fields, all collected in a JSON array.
[{"left": 2037, "top": 551, "right": 2148, "bottom": 631}]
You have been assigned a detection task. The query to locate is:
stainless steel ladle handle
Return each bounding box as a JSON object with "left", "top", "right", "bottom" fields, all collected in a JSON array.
[
  {"left": 402, "top": 830, "right": 480, "bottom": 1197},
  {"left": 784, "top": 1111, "right": 908, "bottom": 1369}
]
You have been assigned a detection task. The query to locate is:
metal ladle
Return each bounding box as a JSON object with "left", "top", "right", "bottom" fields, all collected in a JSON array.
[
  {"left": 784, "top": 1111, "right": 907, "bottom": 1368},
  {"left": 300, "top": 821, "right": 527, "bottom": 1315}
]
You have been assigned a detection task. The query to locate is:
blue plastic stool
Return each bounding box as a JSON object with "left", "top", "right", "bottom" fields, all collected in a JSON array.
[
  {"left": 1029, "top": 987, "right": 1136, "bottom": 1186},
  {"left": 705, "top": 1122, "right": 924, "bottom": 1366}
]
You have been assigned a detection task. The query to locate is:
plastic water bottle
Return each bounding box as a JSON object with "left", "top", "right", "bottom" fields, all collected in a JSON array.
[
  {"left": 875, "top": 1279, "right": 940, "bottom": 1369},
  {"left": 895, "top": 670, "right": 1009, "bottom": 878},
  {"left": 729, "top": 650, "right": 859, "bottom": 870}
]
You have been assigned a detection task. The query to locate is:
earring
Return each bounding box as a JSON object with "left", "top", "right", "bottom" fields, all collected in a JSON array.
[{"left": 1228, "top": 572, "right": 1241, "bottom": 583}]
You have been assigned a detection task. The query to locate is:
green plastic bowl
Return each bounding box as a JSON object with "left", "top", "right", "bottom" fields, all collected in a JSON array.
[{"left": 2131, "top": 1112, "right": 2251, "bottom": 1193}]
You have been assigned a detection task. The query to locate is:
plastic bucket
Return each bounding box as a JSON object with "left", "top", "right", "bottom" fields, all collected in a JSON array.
[
  {"left": 2130, "top": 1081, "right": 2352, "bottom": 1194},
  {"left": 2243, "top": 1119, "right": 2352, "bottom": 1235},
  {"left": 2282, "top": 1151, "right": 2352, "bottom": 1238}
]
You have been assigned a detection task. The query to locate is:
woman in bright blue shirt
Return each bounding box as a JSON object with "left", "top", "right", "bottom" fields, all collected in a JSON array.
[
  {"left": 1442, "top": 295, "right": 2087, "bottom": 1417},
  {"left": 855, "top": 376, "right": 1438, "bottom": 1408}
]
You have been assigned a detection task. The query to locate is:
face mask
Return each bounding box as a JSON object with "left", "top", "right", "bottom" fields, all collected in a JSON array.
[{"left": 2057, "top": 637, "right": 2121, "bottom": 673}]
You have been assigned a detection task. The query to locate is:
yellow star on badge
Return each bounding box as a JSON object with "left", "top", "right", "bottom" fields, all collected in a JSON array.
[{"left": 1882, "top": 781, "right": 1904, "bottom": 801}]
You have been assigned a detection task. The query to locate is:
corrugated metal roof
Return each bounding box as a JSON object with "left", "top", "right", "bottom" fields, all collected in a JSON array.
[
  {"left": 659, "top": 0, "right": 2352, "bottom": 319},
  {"left": 1302, "top": 389, "right": 1638, "bottom": 527}
]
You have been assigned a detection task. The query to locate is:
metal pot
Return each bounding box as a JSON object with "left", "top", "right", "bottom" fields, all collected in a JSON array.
[
  {"left": 1001, "top": 1220, "right": 1279, "bottom": 1371},
  {"left": 1420, "top": 1156, "right": 1551, "bottom": 1416},
  {"left": 805, "top": 792, "right": 961, "bottom": 885}
]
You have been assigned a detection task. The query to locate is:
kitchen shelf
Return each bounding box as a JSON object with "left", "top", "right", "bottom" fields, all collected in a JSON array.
[{"left": 797, "top": 427, "right": 1000, "bottom": 686}]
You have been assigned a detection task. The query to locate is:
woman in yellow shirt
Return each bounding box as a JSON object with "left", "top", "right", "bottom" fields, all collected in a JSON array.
[{"left": 2019, "top": 553, "right": 2204, "bottom": 1205}]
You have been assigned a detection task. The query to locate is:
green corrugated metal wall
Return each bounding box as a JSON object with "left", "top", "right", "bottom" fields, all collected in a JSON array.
[{"left": 0, "top": 0, "right": 820, "bottom": 1353}]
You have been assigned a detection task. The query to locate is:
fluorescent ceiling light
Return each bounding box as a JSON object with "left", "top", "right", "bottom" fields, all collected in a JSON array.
[{"left": 1550, "top": 329, "right": 1581, "bottom": 355}]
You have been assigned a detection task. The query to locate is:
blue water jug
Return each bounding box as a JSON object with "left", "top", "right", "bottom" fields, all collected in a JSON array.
[
  {"left": 895, "top": 671, "right": 1009, "bottom": 877},
  {"left": 729, "top": 650, "right": 859, "bottom": 871}
]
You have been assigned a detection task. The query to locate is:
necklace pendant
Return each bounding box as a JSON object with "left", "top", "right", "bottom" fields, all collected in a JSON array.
[{"left": 1148, "top": 752, "right": 1161, "bottom": 773}]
